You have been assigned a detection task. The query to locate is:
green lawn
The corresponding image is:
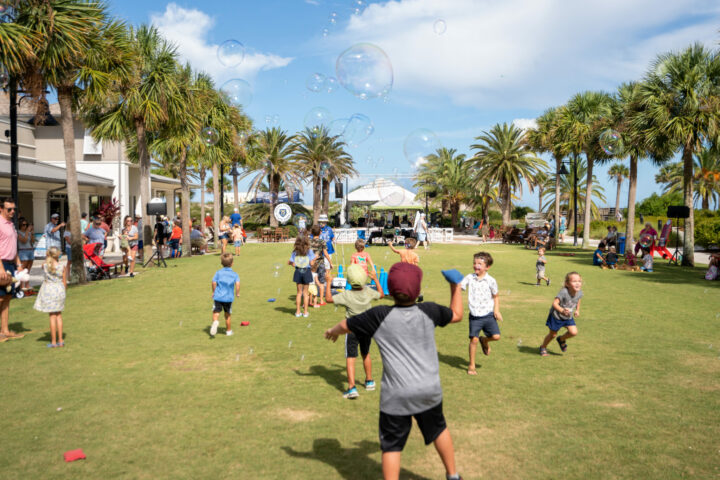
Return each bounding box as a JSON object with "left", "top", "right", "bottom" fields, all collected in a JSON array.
[{"left": 1, "top": 243, "right": 718, "bottom": 479}]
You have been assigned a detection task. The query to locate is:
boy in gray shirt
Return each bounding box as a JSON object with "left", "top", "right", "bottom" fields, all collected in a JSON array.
[{"left": 325, "top": 263, "right": 464, "bottom": 480}]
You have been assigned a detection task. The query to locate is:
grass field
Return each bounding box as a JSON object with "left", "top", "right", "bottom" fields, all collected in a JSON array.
[{"left": 1, "top": 242, "right": 719, "bottom": 479}]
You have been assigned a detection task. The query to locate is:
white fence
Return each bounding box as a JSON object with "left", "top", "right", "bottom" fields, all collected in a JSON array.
[{"left": 334, "top": 228, "right": 454, "bottom": 243}]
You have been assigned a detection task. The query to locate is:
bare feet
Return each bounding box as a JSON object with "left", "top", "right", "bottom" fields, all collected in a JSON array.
[{"left": 467, "top": 368, "right": 477, "bottom": 375}]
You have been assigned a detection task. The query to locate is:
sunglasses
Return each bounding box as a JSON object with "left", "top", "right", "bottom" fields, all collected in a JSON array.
[{"left": 3, "top": 207, "right": 16, "bottom": 212}]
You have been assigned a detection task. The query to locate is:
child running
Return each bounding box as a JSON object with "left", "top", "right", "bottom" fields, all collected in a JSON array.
[
  {"left": 33, "top": 247, "right": 67, "bottom": 348},
  {"left": 324, "top": 263, "right": 464, "bottom": 480},
  {"left": 536, "top": 247, "right": 550, "bottom": 286},
  {"left": 540, "top": 271, "right": 583, "bottom": 356},
  {"left": 289, "top": 236, "right": 316, "bottom": 318},
  {"left": 325, "top": 264, "right": 383, "bottom": 399},
  {"left": 210, "top": 253, "right": 240, "bottom": 337},
  {"left": 351, "top": 239, "right": 376, "bottom": 276},
  {"left": 460, "top": 251, "right": 503, "bottom": 375},
  {"left": 388, "top": 237, "right": 419, "bottom": 265}
]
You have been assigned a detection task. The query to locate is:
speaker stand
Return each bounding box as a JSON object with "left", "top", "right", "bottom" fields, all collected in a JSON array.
[{"left": 668, "top": 216, "right": 682, "bottom": 266}]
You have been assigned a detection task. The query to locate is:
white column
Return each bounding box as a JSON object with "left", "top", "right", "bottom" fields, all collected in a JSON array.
[
  {"left": 79, "top": 193, "right": 89, "bottom": 215},
  {"left": 32, "top": 191, "right": 48, "bottom": 229}
]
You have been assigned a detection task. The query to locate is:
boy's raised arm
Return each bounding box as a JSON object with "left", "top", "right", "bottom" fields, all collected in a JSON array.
[
  {"left": 449, "top": 283, "right": 463, "bottom": 323},
  {"left": 324, "top": 280, "right": 334, "bottom": 303}
]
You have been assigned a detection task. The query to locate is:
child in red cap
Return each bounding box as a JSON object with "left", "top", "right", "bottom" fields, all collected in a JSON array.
[{"left": 325, "top": 262, "right": 464, "bottom": 480}]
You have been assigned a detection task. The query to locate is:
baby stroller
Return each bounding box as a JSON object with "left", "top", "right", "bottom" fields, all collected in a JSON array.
[{"left": 83, "top": 243, "right": 120, "bottom": 280}]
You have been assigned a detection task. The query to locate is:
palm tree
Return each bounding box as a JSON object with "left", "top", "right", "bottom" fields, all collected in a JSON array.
[
  {"left": 656, "top": 150, "right": 720, "bottom": 209},
  {"left": 16, "top": 1, "right": 130, "bottom": 282},
  {"left": 86, "top": 25, "right": 181, "bottom": 260},
  {"left": 636, "top": 44, "right": 720, "bottom": 266},
  {"left": 557, "top": 91, "right": 614, "bottom": 248},
  {"left": 541, "top": 158, "right": 607, "bottom": 231},
  {"left": 244, "top": 128, "right": 301, "bottom": 227},
  {"left": 415, "top": 148, "right": 474, "bottom": 229},
  {"left": 294, "top": 127, "right": 354, "bottom": 223},
  {"left": 527, "top": 107, "right": 566, "bottom": 231},
  {"left": 470, "top": 123, "right": 546, "bottom": 226},
  {"left": 607, "top": 163, "right": 629, "bottom": 217},
  {"left": 529, "top": 170, "right": 549, "bottom": 213}
]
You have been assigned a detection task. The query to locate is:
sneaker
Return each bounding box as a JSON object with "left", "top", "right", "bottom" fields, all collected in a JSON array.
[
  {"left": 343, "top": 387, "right": 359, "bottom": 399},
  {"left": 540, "top": 347, "right": 548, "bottom": 357},
  {"left": 546, "top": 278, "right": 551, "bottom": 286},
  {"left": 303, "top": 312, "right": 309, "bottom": 318},
  {"left": 365, "top": 380, "right": 376, "bottom": 391},
  {"left": 295, "top": 313, "right": 302, "bottom": 317},
  {"left": 210, "top": 320, "right": 219, "bottom": 337},
  {"left": 226, "top": 330, "right": 234, "bottom": 336},
  {"left": 557, "top": 337, "right": 567, "bottom": 352}
]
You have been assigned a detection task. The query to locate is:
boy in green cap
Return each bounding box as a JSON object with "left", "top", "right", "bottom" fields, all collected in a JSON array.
[{"left": 325, "top": 264, "right": 383, "bottom": 399}]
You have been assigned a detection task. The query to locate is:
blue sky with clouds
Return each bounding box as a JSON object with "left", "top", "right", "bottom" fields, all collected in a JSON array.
[{"left": 107, "top": 0, "right": 720, "bottom": 208}]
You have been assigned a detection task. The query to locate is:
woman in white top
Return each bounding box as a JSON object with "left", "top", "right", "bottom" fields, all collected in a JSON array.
[{"left": 121, "top": 216, "right": 139, "bottom": 277}]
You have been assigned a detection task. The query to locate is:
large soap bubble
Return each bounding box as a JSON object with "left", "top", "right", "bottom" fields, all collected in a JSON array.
[
  {"left": 376, "top": 177, "right": 404, "bottom": 207},
  {"left": 201, "top": 127, "right": 219, "bottom": 146},
  {"left": 329, "top": 118, "right": 349, "bottom": 137},
  {"left": 336, "top": 43, "right": 393, "bottom": 100},
  {"left": 341, "top": 114, "right": 374, "bottom": 147},
  {"left": 434, "top": 19, "right": 447, "bottom": 35},
  {"left": 324, "top": 76, "right": 338, "bottom": 93},
  {"left": 351, "top": 0, "right": 366, "bottom": 15},
  {"left": 404, "top": 129, "right": 441, "bottom": 168},
  {"left": 306, "top": 73, "right": 326, "bottom": 93},
  {"left": 220, "top": 79, "right": 253, "bottom": 107},
  {"left": 217, "top": 40, "right": 245, "bottom": 68},
  {"left": 303, "top": 107, "right": 333, "bottom": 130},
  {"left": 599, "top": 129, "right": 623, "bottom": 155}
]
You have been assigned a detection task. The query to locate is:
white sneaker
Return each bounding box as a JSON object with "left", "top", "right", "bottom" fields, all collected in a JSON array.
[
  {"left": 210, "top": 320, "right": 219, "bottom": 336},
  {"left": 226, "top": 330, "right": 234, "bottom": 336}
]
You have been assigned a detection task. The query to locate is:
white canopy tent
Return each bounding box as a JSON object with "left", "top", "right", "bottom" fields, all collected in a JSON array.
[{"left": 342, "top": 178, "right": 422, "bottom": 223}]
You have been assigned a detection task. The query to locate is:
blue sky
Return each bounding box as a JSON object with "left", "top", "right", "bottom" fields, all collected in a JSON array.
[{"left": 107, "top": 0, "right": 720, "bottom": 208}]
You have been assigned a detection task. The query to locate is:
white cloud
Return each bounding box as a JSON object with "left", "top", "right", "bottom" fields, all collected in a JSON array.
[
  {"left": 330, "top": 0, "right": 720, "bottom": 109},
  {"left": 513, "top": 118, "right": 538, "bottom": 131},
  {"left": 150, "top": 3, "right": 293, "bottom": 84}
]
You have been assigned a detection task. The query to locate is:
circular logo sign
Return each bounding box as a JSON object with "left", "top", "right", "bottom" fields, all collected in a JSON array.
[{"left": 274, "top": 203, "right": 292, "bottom": 224}]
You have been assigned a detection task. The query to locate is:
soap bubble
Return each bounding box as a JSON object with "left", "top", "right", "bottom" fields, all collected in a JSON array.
[
  {"left": 329, "top": 118, "right": 349, "bottom": 137},
  {"left": 217, "top": 40, "right": 245, "bottom": 68},
  {"left": 320, "top": 162, "right": 331, "bottom": 178},
  {"left": 433, "top": 19, "right": 447, "bottom": 35},
  {"left": 220, "top": 79, "right": 253, "bottom": 107},
  {"left": 322, "top": 27, "right": 330, "bottom": 37},
  {"left": 324, "top": 76, "right": 338, "bottom": 93},
  {"left": 639, "top": 233, "right": 653, "bottom": 248},
  {"left": 201, "top": 127, "right": 219, "bottom": 146},
  {"left": 306, "top": 73, "right": 326, "bottom": 93},
  {"left": 304, "top": 107, "right": 333, "bottom": 130},
  {"left": 341, "top": 113, "right": 374, "bottom": 147},
  {"left": 336, "top": 43, "right": 393, "bottom": 100},
  {"left": 599, "top": 129, "right": 623, "bottom": 155},
  {"left": 329, "top": 12, "right": 338, "bottom": 24},
  {"left": 376, "top": 177, "right": 404, "bottom": 207},
  {"left": 351, "top": 0, "right": 366, "bottom": 14},
  {"left": 404, "top": 129, "right": 441, "bottom": 168}
]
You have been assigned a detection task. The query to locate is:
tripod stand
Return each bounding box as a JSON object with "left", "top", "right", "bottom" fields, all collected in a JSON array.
[
  {"left": 143, "top": 241, "right": 167, "bottom": 268},
  {"left": 668, "top": 216, "right": 683, "bottom": 266}
]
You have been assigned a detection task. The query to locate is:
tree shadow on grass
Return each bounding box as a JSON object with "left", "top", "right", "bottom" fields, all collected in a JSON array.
[
  {"left": 282, "top": 439, "right": 431, "bottom": 480},
  {"left": 294, "top": 364, "right": 346, "bottom": 392},
  {"left": 437, "top": 352, "right": 470, "bottom": 372},
  {"left": 517, "top": 345, "right": 561, "bottom": 356}
]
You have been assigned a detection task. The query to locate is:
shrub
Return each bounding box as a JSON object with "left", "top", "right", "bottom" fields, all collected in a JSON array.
[
  {"left": 695, "top": 217, "right": 720, "bottom": 248},
  {"left": 636, "top": 191, "right": 683, "bottom": 216},
  {"left": 512, "top": 206, "right": 534, "bottom": 219}
]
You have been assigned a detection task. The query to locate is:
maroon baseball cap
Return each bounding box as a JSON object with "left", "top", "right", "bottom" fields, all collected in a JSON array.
[{"left": 388, "top": 263, "right": 422, "bottom": 301}]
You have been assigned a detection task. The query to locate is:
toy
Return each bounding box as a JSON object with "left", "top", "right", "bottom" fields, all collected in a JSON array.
[{"left": 4, "top": 269, "right": 30, "bottom": 298}]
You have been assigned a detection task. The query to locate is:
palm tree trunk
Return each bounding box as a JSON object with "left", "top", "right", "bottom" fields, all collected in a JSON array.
[
  {"left": 614, "top": 177, "right": 622, "bottom": 218},
  {"left": 682, "top": 144, "right": 695, "bottom": 266},
  {"left": 624, "top": 155, "right": 638, "bottom": 257},
  {"left": 57, "top": 88, "right": 86, "bottom": 284},
  {"left": 538, "top": 186, "right": 544, "bottom": 212},
  {"left": 313, "top": 175, "right": 321, "bottom": 223},
  {"left": 702, "top": 196, "right": 709, "bottom": 210},
  {"left": 135, "top": 119, "right": 153, "bottom": 261},
  {"left": 450, "top": 201, "right": 460, "bottom": 230},
  {"left": 199, "top": 167, "right": 206, "bottom": 227},
  {"left": 269, "top": 173, "right": 279, "bottom": 227},
  {"left": 212, "top": 163, "right": 220, "bottom": 246},
  {"left": 554, "top": 157, "right": 561, "bottom": 238},
  {"left": 501, "top": 181, "right": 511, "bottom": 226},
  {"left": 581, "top": 156, "right": 594, "bottom": 248},
  {"left": 179, "top": 149, "right": 191, "bottom": 257},
  {"left": 321, "top": 178, "right": 330, "bottom": 216}
]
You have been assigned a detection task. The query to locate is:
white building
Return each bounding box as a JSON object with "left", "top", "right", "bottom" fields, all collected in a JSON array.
[{"left": 1, "top": 94, "right": 194, "bottom": 227}]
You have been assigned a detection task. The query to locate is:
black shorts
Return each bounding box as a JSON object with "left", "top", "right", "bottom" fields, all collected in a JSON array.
[
  {"left": 169, "top": 239, "right": 179, "bottom": 249},
  {"left": 379, "top": 402, "right": 447, "bottom": 452},
  {"left": 469, "top": 313, "right": 500, "bottom": 339},
  {"left": 345, "top": 332, "right": 371, "bottom": 358},
  {"left": 293, "top": 267, "right": 313, "bottom": 285},
  {"left": 213, "top": 301, "right": 232, "bottom": 314}
]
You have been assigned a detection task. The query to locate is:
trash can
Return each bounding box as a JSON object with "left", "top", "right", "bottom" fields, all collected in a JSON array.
[{"left": 618, "top": 235, "right": 626, "bottom": 254}]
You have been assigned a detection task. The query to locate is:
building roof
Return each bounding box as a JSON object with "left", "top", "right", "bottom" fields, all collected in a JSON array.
[
  {"left": 151, "top": 173, "right": 200, "bottom": 188},
  {"left": 0, "top": 158, "right": 115, "bottom": 187}
]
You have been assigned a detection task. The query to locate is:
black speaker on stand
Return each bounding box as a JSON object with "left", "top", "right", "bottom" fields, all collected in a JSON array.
[{"left": 666, "top": 205, "right": 690, "bottom": 266}]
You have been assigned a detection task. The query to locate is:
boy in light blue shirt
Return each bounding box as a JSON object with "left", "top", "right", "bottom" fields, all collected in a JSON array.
[{"left": 210, "top": 253, "right": 240, "bottom": 337}]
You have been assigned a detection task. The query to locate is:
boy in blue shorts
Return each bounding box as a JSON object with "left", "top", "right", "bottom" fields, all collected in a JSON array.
[
  {"left": 460, "top": 251, "right": 503, "bottom": 375},
  {"left": 325, "top": 263, "right": 464, "bottom": 480},
  {"left": 210, "top": 253, "right": 240, "bottom": 337}
]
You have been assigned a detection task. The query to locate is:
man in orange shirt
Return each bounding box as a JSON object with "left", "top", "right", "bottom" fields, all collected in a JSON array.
[{"left": 169, "top": 221, "right": 182, "bottom": 258}]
